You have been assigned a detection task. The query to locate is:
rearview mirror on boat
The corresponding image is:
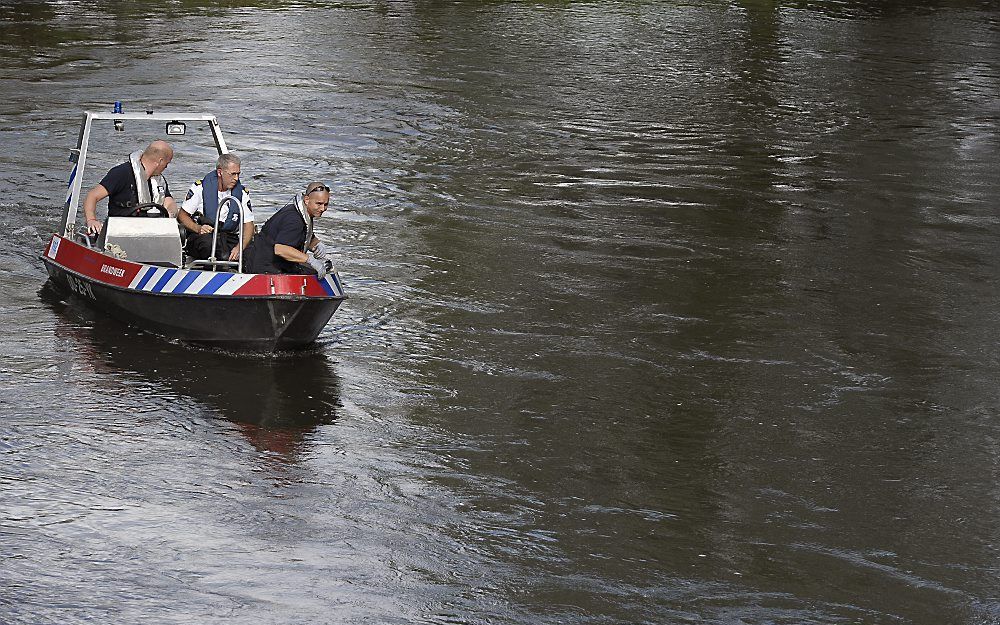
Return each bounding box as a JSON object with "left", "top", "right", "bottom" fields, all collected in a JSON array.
[{"left": 165, "top": 121, "right": 186, "bottom": 136}]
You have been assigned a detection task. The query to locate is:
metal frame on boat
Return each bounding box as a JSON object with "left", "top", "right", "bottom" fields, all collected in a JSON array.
[{"left": 40, "top": 109, "right": 346, "bottom": 351}]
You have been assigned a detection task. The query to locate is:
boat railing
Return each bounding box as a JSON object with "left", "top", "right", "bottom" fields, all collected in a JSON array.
[
  {"left": 69, "top": 223, "right": 97, "bottom": 248},
  {"left": 187, "top": 195, "right": 244, "bottom": 273}
]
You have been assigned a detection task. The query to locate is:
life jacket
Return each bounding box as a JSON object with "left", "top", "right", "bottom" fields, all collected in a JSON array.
[
  {"left": 293, "top": 193, "right": 313, "bottom": 252},
  {"left": 129, "top": 149, "right": 167, "bottom": 206},
  {"left": 200, "top": 169, "right": 246, "bottom": 232}
]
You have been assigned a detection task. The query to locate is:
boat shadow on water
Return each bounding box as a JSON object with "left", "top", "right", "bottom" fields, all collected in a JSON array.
[{"left": 39, "top": 282, "right": 342, "bottom": 457}]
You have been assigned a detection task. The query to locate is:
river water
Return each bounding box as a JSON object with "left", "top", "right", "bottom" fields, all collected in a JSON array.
[{"left": 1, "top": 2, "right": 999, "bottom": 624}]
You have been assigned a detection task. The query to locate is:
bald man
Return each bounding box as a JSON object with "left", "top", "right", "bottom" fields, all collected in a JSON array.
[{"left": 82, "top": 140, "right": 179, "bottom": 235}]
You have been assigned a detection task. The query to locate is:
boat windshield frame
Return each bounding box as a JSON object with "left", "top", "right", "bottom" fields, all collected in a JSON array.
[{"left": 61, "top": 112, "right": 229, "bottom": 238}]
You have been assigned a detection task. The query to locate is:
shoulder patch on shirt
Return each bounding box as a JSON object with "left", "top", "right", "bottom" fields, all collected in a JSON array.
[
  {"left": 195, "top": 179, "right": 202, "bottom": 186},
  {"left": 185, "top": 189, "right": 194, "bottom": 201}
]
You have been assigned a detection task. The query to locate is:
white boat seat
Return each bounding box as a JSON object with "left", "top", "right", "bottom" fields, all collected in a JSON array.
[{"left": 97, "top": 216, "right": 183, "bottom": 268}]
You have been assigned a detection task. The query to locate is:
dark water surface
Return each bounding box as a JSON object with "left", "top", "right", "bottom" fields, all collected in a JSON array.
[{"left": 2, "top": 2, "right": 999, "bottom": 623}]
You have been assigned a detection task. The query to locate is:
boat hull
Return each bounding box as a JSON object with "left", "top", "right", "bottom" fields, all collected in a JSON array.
[{"left": 41, "top": 235, "right": 346, "bottom": 351}]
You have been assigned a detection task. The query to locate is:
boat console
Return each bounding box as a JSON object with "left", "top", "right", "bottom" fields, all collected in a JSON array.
[{"left": 97, "top": 217, "right": 183, "bottom": 268}]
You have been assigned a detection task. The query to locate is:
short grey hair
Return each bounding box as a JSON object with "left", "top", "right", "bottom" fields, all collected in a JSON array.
[{"left": 216, "top": 153, "right": 241, "bottom": 170}]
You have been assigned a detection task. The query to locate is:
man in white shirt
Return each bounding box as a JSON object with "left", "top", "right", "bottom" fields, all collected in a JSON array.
[{"left": 177, "top": 153, "right": 254, "bottom": 262}]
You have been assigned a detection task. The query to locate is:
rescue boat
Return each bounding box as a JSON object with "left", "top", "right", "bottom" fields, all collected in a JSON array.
[{"left": 40, "top": 109, "right": 346, "bottom": 351}]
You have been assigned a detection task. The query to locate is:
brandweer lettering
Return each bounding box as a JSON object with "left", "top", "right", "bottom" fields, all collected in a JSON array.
[{"left": 100, "top": 264, "right": 125, "bottom": 278}]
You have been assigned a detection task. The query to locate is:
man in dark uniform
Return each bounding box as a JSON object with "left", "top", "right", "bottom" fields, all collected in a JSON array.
[
  {"left": 244, "top": 181, "right": 334, "bottom": 276},
  {"left": 82, "top": 140, "right": 178, "bottom": 235}
]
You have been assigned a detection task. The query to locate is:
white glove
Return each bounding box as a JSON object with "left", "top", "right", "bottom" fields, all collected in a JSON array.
[
  {"left": 312, "top": 241, "right": 331, "bottom": 260},
  {"left": 307, "top": 256, "right": 333, "bottom": 279}
]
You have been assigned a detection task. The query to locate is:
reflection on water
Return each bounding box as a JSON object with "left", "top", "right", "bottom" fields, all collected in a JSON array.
[{"left": 38, "top": 283, "right": 341, "bottom": 458}]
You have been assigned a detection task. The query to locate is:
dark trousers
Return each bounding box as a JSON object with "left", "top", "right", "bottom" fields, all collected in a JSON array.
[{"left": 186, "top": 230, "right": 240, "bottom": 261}]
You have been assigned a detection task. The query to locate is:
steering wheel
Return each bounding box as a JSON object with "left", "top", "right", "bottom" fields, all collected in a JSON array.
[{"left": 133, "top": 202, "right": 169, "bottom": 217}]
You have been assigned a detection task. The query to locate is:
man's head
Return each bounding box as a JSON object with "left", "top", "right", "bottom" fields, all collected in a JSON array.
[
  {"left": 142, "top": 140, "right": 174, "bottom": 176},
  {"left": 216, "top": 153, "right": 241, "bottom": 192},
  {"left": 303, "top": 181, "right": 330, "bottom": 218}
]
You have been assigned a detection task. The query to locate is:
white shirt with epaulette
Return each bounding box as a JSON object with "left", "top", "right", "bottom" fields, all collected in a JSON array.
[{"left": 180, "top": 178, "right": 254, "bottom": 223}]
